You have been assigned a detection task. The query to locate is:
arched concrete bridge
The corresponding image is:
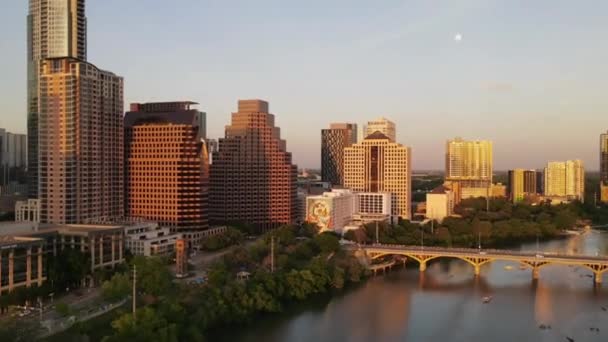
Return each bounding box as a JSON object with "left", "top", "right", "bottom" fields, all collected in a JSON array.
[{"left": 349, "top": 244, "right": 608, "bottom": 284}]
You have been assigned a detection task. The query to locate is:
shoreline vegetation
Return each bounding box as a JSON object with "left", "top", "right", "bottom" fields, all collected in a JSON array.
[{"left": 7, "top": 198, "right": 608, "bottom": 341}]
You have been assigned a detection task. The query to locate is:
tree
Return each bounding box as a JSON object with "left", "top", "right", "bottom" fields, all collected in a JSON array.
[
  {"left": 104, "top": 307, "right": 178, "bottom": 342},
  {"left": 314, "top": 233, "right": 340, "bottom": 254},
  {"left": 102, "top": 272, "right": 131, "bottom": 301},
  {"left": 55, "top": 302, "right": 71, "bottom": 317},
  {"left": 132, "top": 256, "right": 172, "bottom": 297}
]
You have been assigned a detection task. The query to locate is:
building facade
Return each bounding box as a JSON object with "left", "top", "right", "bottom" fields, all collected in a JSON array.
[
  {"left": 445, "top": 138, "right": 493, "bottom": 201},
  {"left": 306, "top": 189, "right": 356, "bottom": 233},
  {"left": 508, "top": 169, "right": 538, "bottom": 202},
  {"left": 124, "top": 102, "right": 209, "bottom": 247},
  {"left": 354, "top": 192, "right": 394, "bottom": 224},
  {"left": 344, "top": 131, "right": 412, "bottom": 219},
  {"left": 364, "top": 117, "right": 396, "bottom": 142},
  {"left": 321, "top": 123, "right": 357, "bottom": 187},
  {"left": 600, "top": 132, "right": 608, "bottom": 202},
  {"left": 210, "top": 100, "right": 297, "bottom": 229},
  {"left": 38, "top": 57, "right": 123, "bottom": 224},
  {"left": 28, "top": 0, "right": 87, "bottom": 199},
  {"left": 544, "top": 160, "right": 585, "bottom": 201},
  {"left": 15, "top": 199, "right": 41, "bottom": 223},
  {"left": 426, "top": 185, "right": 455, "bottom": 222},
  {"left": 124, "top": 222, "right": 181, "bottom": 257},
  {"left": 0, "top": 129, "right": 27, "bottom": 188},
  {"left": 0, "top": 236, "right": 46, "bottom": 295}
]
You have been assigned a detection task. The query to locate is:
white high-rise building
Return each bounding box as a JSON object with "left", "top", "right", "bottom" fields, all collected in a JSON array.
[
  {"left": 445, "top": 138, "right": 493, "bottom": 200},
  {"left": 364, "top": 117, "right": 396, "bottom": 142},
  {"left": 544, "top": 160, "right": 585, "bottom": 201}
]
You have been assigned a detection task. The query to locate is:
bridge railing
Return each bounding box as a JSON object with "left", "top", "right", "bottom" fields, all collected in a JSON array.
[{"left": 356, "top": 243, "right": 608, "bottom": 261}]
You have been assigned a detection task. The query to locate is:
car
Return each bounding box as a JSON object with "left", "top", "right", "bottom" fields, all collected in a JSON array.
[
  {"left": 479, "top": 251, "right": 487, "bottom": 255},
  {"left": 536, "top": 254, "right": 544, "bottom": 258}
]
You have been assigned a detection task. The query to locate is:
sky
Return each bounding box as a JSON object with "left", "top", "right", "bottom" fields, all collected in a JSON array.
[{"left": 1, "top": 0, "right": 607, "bottom": 170}]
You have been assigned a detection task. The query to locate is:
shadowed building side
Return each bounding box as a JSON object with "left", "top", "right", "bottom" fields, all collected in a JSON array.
[{"left": 209, "top": 99, "right": 297, "bottom": 230}]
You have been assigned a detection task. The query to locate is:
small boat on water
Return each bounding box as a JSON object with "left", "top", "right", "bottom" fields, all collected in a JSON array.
[
  {"left": 504, "top": 265, "right": 514, "bottom": 271},
  {"left": 482, "top": 296, "right": 492, "bottom": 304}
]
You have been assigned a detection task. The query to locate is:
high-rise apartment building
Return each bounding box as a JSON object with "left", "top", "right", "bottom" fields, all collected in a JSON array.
[
  {"left": 321, "top": 123, "right": 357, "bottom": 186},
  {"left": 445, "top": 138, "right": 493, "bottom": 200},
  {"left": 544, "top": 160, "right": 585, "bottom": 201},
  {"left": 364, "top": 117, "right": 396, "bottom": 142},
  {"left": 125, "top": 102, "right": 209, "bottom": 246},
  {"left": 0, "top": 129, "right": 27, "bottom": 186},
  {"left": 38, "top": 57, "right": 123, "bottom": 224},
  {"left": 600, "top": 132, "right": 608, "bottom": 202},
  {"left": 28, "top": 0, "right": 87, "bottom": 199},
  {"left": 344, "top": 131, "right": 412, "bottom": 219},
  {"left": 508, "top": 169, "right": 537, "bottom": 202},
  {"left": 210, "top": 100, "right": 297, "bottom": 229}
]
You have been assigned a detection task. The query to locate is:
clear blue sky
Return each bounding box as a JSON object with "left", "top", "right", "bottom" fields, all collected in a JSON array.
[{"left": 1, "top": 0, "right": 607, "bottom": 170}]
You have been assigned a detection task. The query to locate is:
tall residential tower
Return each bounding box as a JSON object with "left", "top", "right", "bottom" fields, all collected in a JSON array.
[
  {"left": 544, "top": 160, "right": 585, "bottom": 201},
  {"left": 210, "top": 100, "right": 297, "bottom": 229},
  {"left": 364, "top": 117, "right": 396, "bottom": 142},
  {"left": 27, "top": 0, "right": 87, "bottom": 199},
  {"left": 600, "top": 132, "right": 608, "bottom": 202},
  {"left": 445, "top": 138, "right": 493, "bottom": 200},
  {"left": 321, "top": 123, "right": 357, "bottom": 187},
  {"left": 38, "top": 57, "right": 123, "bottom": 224}
]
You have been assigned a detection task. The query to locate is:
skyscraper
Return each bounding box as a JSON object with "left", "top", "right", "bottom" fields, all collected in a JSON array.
[
  {"left": 38, "top": 57, "right": 123, "bottom": 224},
  {"left": 343, "top": 131, "right": 412, "bottom": 220},
  {"left": 321, "top": 123, "right": 357, "bottom": 187},
  {"left": 125, "top": 102, "right": 209, "bottom": 246},
  {"left": 27, "top": 0, "right": 87, "bottom": 199},
  {"left": 445, "top": 138, "right": 493, "bottom": 200},
  {"left": 364, "top": 117, "right": 396, "bottom": 142},
  {"left": 600, "top": 131, "right": 608, "bottom": 202},
  {"left": 544, "top": 160, "right": 585, "bottom": 201},
  {"left": 0, "top": 129, "right": 27, "bottom": 186},
  {"left": 210, "top": 100, "right": 297, "bottom": 229},
  {"left": 508, "top": 169, "right": 537, "bottom": 202}
]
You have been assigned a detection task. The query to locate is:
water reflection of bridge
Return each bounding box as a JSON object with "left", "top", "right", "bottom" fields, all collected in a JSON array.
[{"left": 351, "top": 244, "right": 608, "bottom": 284}]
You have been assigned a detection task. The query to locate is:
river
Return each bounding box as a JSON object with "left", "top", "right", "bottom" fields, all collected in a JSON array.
[{"left": 219, "top": 231, "right": 608, "bottom": 342}]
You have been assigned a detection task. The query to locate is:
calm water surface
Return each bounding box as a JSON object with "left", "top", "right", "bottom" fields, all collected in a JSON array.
[{"left": 220, "top": 231, "right": 608, "bottom": 342}]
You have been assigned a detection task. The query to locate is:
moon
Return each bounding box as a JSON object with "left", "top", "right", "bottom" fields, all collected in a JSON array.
[{"left": 454, "top": 33, "right": 463, "bottom": 42}]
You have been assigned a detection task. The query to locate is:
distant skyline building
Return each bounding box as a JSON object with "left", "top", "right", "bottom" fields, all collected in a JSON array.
[
  {"left": 344, "top": 131, "right": 412, "bottom": 219},
  {"left": 364, "top": 117, "right": 396, "bottom": 142},
  {"left": 508, "top": 169, "right": 537, "bottom": 202},
  {"left": 0, "top": 129, "right": 27, "bottom": 186},
  {"left": 306, "top": 189, "right": 356, "bottom": 234},
  {"left": 544, "top": 160, "right": 585, "bottom": 201},
  {"left": 426, "top": 185, "right": 455, "bottom": 222},
  {"left": 445, "top": 138, "right": 493, "bottom": 200},
  {"left": 38, "top": 57, "right": 123, "bottom": 224},
  {"left": 210, "top": 100, "right": 297, "bottom": 229},
  {"left": 27, "top": 0, "right": 88, "bottom": 199},
  {"left": 600, "top": 131, "right": 608, "bottom": 202},
  {"left": 321, "top": 123, "right": 357, "bottom": 187},
  {"left": 124, "top": 102, "right": 209, "bottom": 246}
]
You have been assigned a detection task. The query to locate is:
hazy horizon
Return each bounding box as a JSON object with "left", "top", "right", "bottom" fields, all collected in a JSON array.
[{"left": 1, "top": 0, "right": 607, "bottom": 170}]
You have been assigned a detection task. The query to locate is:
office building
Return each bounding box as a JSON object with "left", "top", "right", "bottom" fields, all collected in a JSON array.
[
  {"left": 210, "top": 100, "right": 297, "bottom": 229},
  {"left": 0, "top": 236, "right": 46, "bottom": 295},
  {"left": 306, "top": 189, "right": 356, "bottom": 233},
  {"left": 544, "top": 160, "right": 585, "bottom": 201},
  {"left": 354, "top": 192, "right": 394, "bottom": 224},
  {"left": 601, "top": 132, "right": 608, "bottom": 202},
  {"left": 125, "top": 102, "right": 209, "bottom": 246},
  {"left": 321, "top": 123, "right": 357, "bottom": 186},
  {"left": 27, "top": 0, "right": 87, "bottom": 199},
  {"left": 445, "top": 138, "right": 493, "bottom": 200},
  {"left": 124, "top": 222, "right": 182, "bottom": 257},
  {"left": 364, "top": 117, "right": 396, "bottom": 142},
  {"left": 344, "top": 131, "right": 412, "bottom": 219},
  {"left": 426, "top": 185, "right": 455, "bottom": 222},
  {"left": 38, "top": 57, "right": 123, "bottom": 224},
  {"left": 508, "top": 169, "right": 538, "bottom": 202}
]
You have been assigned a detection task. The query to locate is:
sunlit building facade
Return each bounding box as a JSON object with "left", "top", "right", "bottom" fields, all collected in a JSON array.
[
  {"left": 210, "top": 100, "right": 297, "bottom": 229},
  {"left": 600, "top": 132, "right": 608, "bottom": 202},
  {"left": 125, "top": 102, "right": 209, "bottom": 246},
  {"left": 508, "top": 169, "right": 538, "bottom": 202},
  {"left": 364, "top": 117, "right": 396, "bottom": 142},
  {"left": 344, "top": 132, "right": 412, "bottom": 219},
  {"left": 544, "top": 160, "right": 585, "bottom": 201},
  {"left": 28, "top": 0, "right": 87, "bottom": 198},
  {"left": 321, "top": 123, "right": 357, "bottom": 187},
  {"left": 38, "top": 57, "right": 124, "bottom": 224},
  {"left": 445, "top": 138, "right": 493, "bottom": 201}
]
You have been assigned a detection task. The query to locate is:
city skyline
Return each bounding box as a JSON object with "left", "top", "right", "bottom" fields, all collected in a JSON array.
[{"left": 2, "top": 0, "right": 608, "bottom": 170}]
